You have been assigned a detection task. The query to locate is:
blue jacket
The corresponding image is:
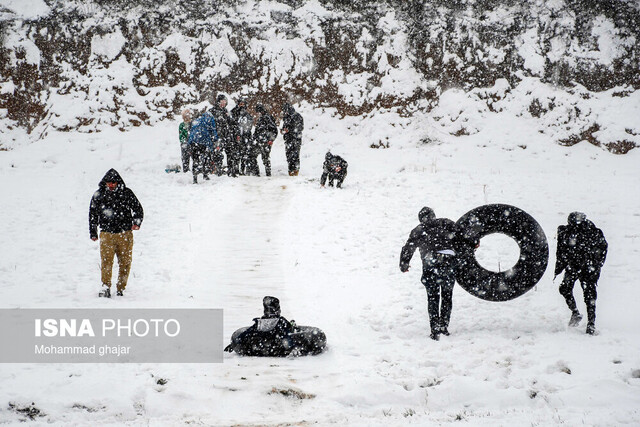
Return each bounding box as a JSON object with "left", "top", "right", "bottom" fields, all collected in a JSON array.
[{"left": 188, "top": 111, "right": 218, "bottom": 149}]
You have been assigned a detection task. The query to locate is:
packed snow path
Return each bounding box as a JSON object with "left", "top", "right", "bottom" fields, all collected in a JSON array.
[{"left": 0, "top": 112, "right": 639, "bottom": 425}]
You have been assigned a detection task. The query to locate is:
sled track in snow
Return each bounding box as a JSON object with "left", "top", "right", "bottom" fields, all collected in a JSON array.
[{"left": 199, "top": 178, "right": 293, "bottom": 316}]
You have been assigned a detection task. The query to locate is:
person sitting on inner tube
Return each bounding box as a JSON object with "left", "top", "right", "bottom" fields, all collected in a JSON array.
[
  {"left": 399, "top": 207, "right": 476, "bottom": 341},
  {"left": 224, "top": 296, "right": 296, "bottom": 356}
]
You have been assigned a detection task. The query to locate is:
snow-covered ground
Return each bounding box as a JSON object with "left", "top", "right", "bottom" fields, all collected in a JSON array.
[{"left": 0, "top": 105, "right": 639, "bottom": 425}]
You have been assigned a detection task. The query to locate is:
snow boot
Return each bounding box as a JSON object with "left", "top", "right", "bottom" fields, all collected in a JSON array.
[
  {"left": 586, "top": 322, "right": 595, "bottom": 335},
  {"left": 440, "top": 325, "right": 450, "bottom": 336},
  {"left": 99, "top": 286, "right": 111, "bottom": 298},
  {"left": 116, "top": 290, "right": 124, "bottom": 297},
  {"left": 568, "top": 311, "right": 583, "bottom": 327},
  {"left": 429, "top": 330, "right": 440, "bottom": 341},
  {"left": 193, "top": 176, "right": 198, "bottom": 184}
]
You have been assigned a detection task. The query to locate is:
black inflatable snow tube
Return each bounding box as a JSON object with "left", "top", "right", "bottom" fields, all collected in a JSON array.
[
  {"left": 230, "top": 325, "right": 327, "bottom": 357},
  {"left": 454, "top": 204, "right": 549, "bottom": 302}
]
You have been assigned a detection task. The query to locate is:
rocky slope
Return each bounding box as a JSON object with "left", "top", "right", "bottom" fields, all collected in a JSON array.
[{"left": 0, "top": 0, "right": 638, "bottom": 152}]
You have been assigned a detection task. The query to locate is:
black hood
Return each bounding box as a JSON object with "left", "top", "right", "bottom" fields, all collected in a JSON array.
[
  {"left": 263, "top": 296, "right": 281, "bottom": 318},
  {"left": 568, "top": 211, "right": 587, "bottom": 226},
  {"left": 99, "top": 169, "right": 125, "bottom": 188},
  {"left": 282, "top": 103, "right": 294, "bottom": 115},
  {"left": 418, "top": 207, "right": 436, "bottom": 224}
]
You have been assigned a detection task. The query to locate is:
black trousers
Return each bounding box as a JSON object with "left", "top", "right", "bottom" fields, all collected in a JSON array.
[
  {"left": 190, "top": 144, "right": 209, "bottom": 179},
  {"left": 238, "top": 135, "right": 251, "bottom": 174},
  {"left": 559, "top": 265, "right": 600, "bottom": 324},
  {"left": 225, "top": 141, "right": 241, "bottom": 176},
  {"left": 259, "top": 142, "right": 272, "bottom": 176},
  {"left": 327, "top": 171, "right": 347, "bottom": 188},
  {"left": 421, "top": 267, "right": 455, "bottom": 334},
  {"left": 210, "top": 148, "right": 224, "bottom": 176},
  {"left": 285, "top": 139, "right": 301, "bottom": 174},
  {"left": 244, "top": 143, "right": 261, "bottom": 176},
  {"left": 180, "top": 143, "right": 191, "bottom": 172}
]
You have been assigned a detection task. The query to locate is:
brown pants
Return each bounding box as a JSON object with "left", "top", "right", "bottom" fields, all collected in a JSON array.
[{"left": 100, "top": 230, "right": 134, "bottom": 291}]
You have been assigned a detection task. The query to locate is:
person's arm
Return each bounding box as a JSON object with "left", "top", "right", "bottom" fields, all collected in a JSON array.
[
  {"left": 320, "top": 162, "right": 329, "bottom": 186},
  {"left": 89, "top": 192, "right": 100, "bottom": 240},
  {"left": 595, "top": 229, "right": 608, "bottom": 267},
  {"left": 127, "top": 189, "right": 144, "bottom": 229},
  {"left": 554, "top": 226, "right": 567, "bottom": 277},
  {"left": 179, "top": 122, "right": 188, "bottom": 144},
  {"left": 400, "top": 228, "right": 420, "bottom": 272},
  {"left": 294, "top": 113, "right": 304, "bottom": 137},
  {"left": 209, "top": 115, "right": 219, "bottom": 150}
]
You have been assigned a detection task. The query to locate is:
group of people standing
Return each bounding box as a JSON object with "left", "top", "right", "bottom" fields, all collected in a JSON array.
[
  {"left": 400, "top": 208, "right": 608, "bottom": 340},
  {"left": 179, "top": 96, "right": 304, "bottom": 183}
]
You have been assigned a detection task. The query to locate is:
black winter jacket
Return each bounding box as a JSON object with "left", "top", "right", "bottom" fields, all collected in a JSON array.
[
  {"left": 89, "top": 169, "right": 143, "bottom": 239},
  {"left": 233, "top": 315, "right": 294, "bottom": 357},
  {"left": 231, "top": 105, "right": 253, "bottom": 138},
  {"left": 320, "top": 154, "right": 348, "bottom": 185},
  {"left": 282, "top": 110, "right": 303, "bottom": 143},
  {"left": 211, "top": 105, "right": 233, "bottom": 145},
  {"left": 555, "top": 219, "right": 608, "bottom": 275},
  {"left": 400, "top": 217, "right": 464, "bottom": 274},
  {"left": 254, "top": 112, "right": 278, "bottom": 144}
]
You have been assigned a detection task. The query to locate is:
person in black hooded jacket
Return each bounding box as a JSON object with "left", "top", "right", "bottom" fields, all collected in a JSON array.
[
  {"left": 400, "top": 207, "right": 472, "bottom": 340},
  {"left": 231, "top": 98, "right": 253, "bottom": 175},
  {"left": 320, "top": 152, "right": 348, "bottom": 188},
  {"left": 253, "top": 104, "right": 278, "bottom": 176},
  {"left": 555, "top": 212, "right": 608, "bottom": 335},
  {"left": 281, "top": 103, "right": 304, "bottom": 176},
  {"left": 89, "top": 169, "right": 143, "bottom": 297},
  {"left": 210, "top": 94, "right": 233, "bottom": 176}
]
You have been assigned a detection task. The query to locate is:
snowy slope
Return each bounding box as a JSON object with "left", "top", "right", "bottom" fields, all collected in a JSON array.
[{"left": 0, "top": 105, "right": 639, "bottom": 425}]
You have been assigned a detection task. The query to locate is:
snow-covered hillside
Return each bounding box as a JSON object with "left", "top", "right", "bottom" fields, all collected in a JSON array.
[
  {"left": 0, "top": 104, "right": 638, "bottom": 424},
  {"left": 1, "top": 0, "right": 639, "bottom": 152}
]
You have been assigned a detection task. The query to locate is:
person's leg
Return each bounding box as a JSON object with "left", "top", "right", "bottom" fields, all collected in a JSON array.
[
  {"left": 439, "top": 272, "right": 455, "bottom": 335},
  {"left": 336, "top": 171, "right": 347, "bottom": 188},
  {"left": 181, "top": 144, "right": 190, "bottom": 172},
  {"left": 422, "top": 275, "right": 441, "bottom": 340},
  {"left": 262, "top": 144, "right": 272, "bottom": 176},
  {"left": 559, "top": 267, "right": 581, "bottom": 324},
  {"left": 115, "top": 231, "right": 134, "bottom": 293},
  {"left": 100, "top": 232, "right": 116, "bottom": 288},
  {"left": 191, "top": 145, "right": 202, "bottom": 183},
  {"left": 239, "top": 139, "right": 249, "bottom": 175},
  {"left": 247, "top": 153, "right": 259, "bottom": 176},
  {"left": 581, "top": 269, "right": 600, "bottom": 334},
  {"left": 292, "top": 140, "right": 301, "bottom": 175},
  {"left": 285, "top": 143, "right": 295, "bottom": 175}
]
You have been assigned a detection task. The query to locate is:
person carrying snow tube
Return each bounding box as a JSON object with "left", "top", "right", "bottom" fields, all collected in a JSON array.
[
  {"left": 224, "top": 296, "right": 327, "bottom": 357},
  {"left": 400, "top": 207, "right": 471, "bottom": 340}
]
